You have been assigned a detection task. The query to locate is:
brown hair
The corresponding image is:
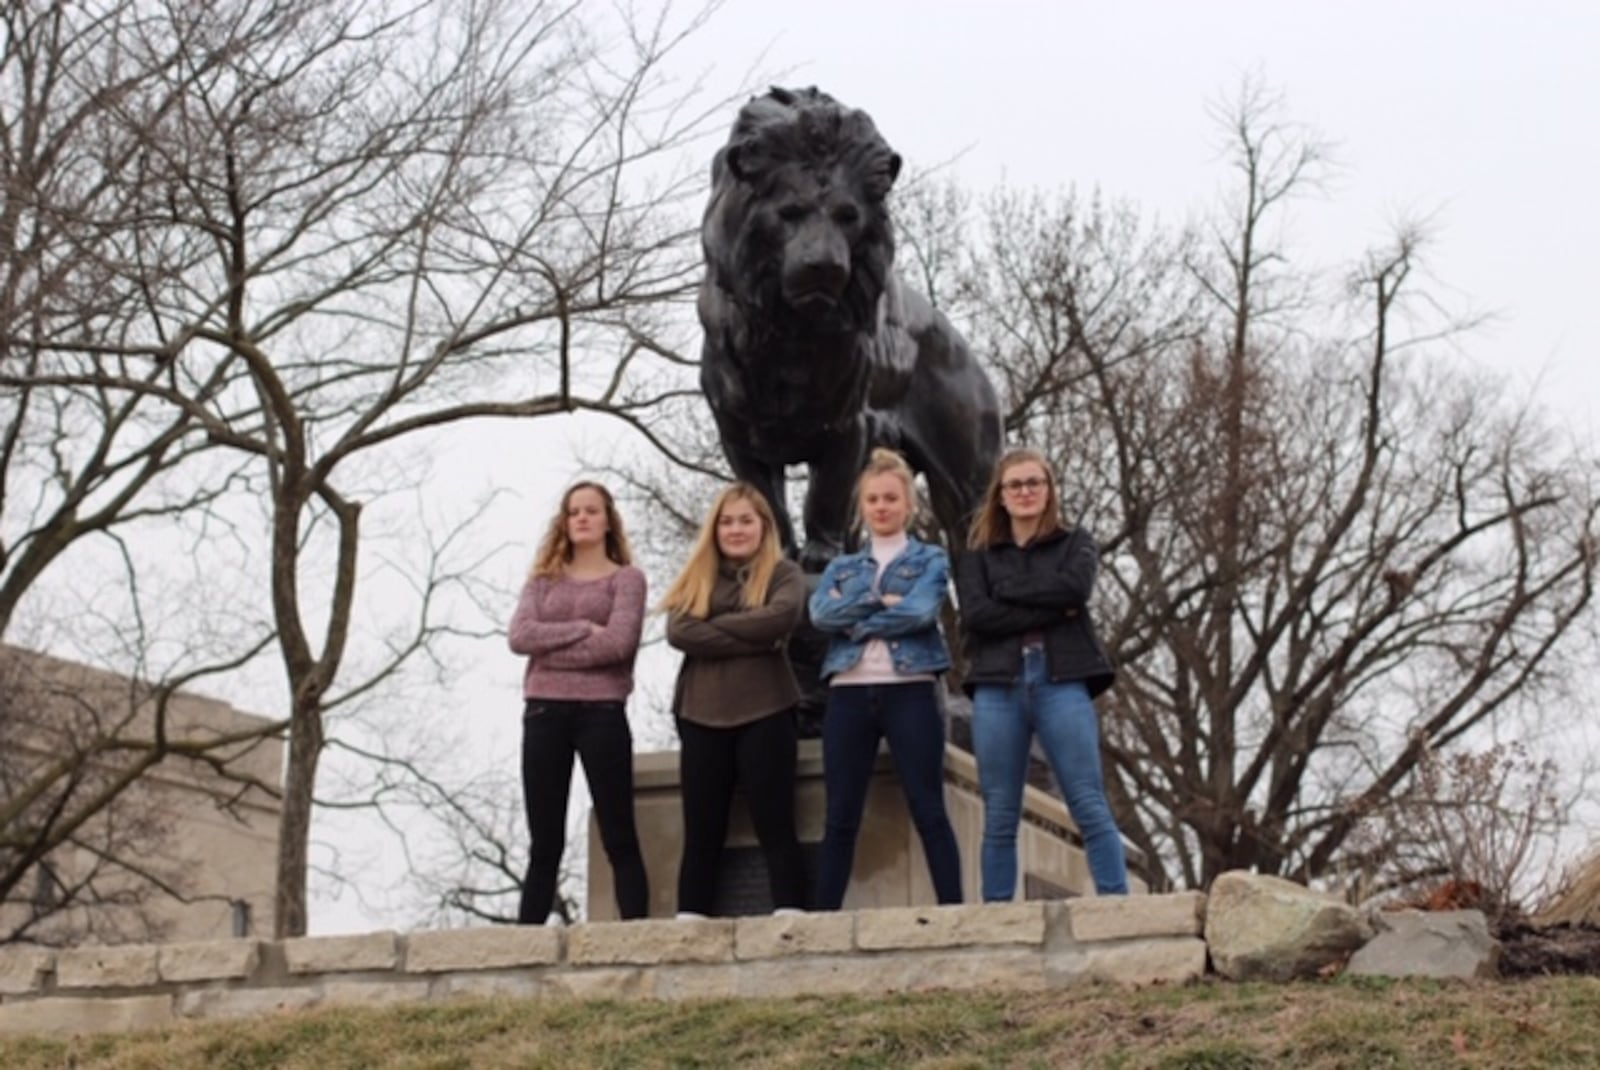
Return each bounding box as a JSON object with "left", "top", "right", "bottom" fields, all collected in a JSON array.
[
  {"left": 658, "top": 483, "right": 785, "bottom": 618},
  {"left": 966, "top": 447, "right": 1065, "bottom": 549},
  {"left": 855, "top": 447, "right": 919, "bottom": 529},
  {"left": 531, "top": 481, "right": 633, "bottom": 578}
]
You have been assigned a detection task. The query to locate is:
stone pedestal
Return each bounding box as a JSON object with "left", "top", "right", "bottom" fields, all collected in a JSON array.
[{"left": 588, "top": 740, "right": 1143, "bottom": 920}]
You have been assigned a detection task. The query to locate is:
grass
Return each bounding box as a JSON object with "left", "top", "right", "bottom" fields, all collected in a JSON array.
[{"left": 3, "top": 977, "right": 1599, "bottom": 1068}]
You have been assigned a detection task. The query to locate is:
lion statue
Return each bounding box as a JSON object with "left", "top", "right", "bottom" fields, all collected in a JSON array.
[{"left": 698, "top": 86, "right": 1002, "bottom": 569}]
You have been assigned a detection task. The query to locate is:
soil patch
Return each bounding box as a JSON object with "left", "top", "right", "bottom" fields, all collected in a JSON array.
[{"left": 1497, "top": 921, "right": 1600, "bottom": 977}]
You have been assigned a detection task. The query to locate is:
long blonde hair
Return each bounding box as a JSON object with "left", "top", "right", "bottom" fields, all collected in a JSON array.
[
  {"left": 659, "top": 483, "right": 784, "bottom": 618},
  {"left": 967, "top": 447, "right": 1065, "bottom": 549},
  {"left": 531, "top": 481, "right": 633, "bottom": 578},
  {"left": 856, "top": 447, "right": 918, "bottom": 532}
]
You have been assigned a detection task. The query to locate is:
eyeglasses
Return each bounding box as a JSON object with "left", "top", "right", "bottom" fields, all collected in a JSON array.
[{"left": 1000, "top": 476, "right": 1048, "bottom": 495}]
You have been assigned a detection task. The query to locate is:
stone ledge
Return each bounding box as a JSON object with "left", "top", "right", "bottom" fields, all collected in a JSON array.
[
  {"left": 283, "top": 932, "right": 399, "bottom": 975},
  {"left": 159, "top": 939, "right": 261, "bottom": 983},
  {"left": 0, "top": 948, "right": 54, "bottom": 996},
  {"left": 1068, "top": 893, "right": 1206, "bottom": 942},
  {"left": 404, "top": 926, "right": 561, "bottom": 973},
  {"left": 856, "top": 902, "right": 1045, "bottom": 950},
  {"left": 55, "top": 945, "right": 160, "bottom": 990},
  {"left": 0, "top": 898, "right": 1237, "bottom": 1036},
  {"left": 568, "top": 918, "right": 734, "bottom": 966}
]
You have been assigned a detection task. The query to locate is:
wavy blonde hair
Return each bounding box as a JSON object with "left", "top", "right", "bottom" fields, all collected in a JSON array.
[
  {"left": 531, "top": 481, "right": 633, "bottom": 578},
  {"left": 856, "top": 447, "right": 918, "bottom": 531},
  {"left": 659, "top": 483, "right": 784, "bottom": 618},
  {"left": 967, "top": 447, "right": 1064, "bottom": 549}
]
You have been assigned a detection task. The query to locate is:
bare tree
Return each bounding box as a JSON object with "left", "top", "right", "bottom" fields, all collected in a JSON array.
[
  {"left": 931, "top": 81, "right": 1598, "bottom": 891},
  {"left": 3, "top": 0, "right": 733, "bottom": 936}
]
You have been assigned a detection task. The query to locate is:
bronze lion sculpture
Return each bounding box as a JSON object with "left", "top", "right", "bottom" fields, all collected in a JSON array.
[{"left": 699, "top": 86, "right": 1002, "bottom": 569}]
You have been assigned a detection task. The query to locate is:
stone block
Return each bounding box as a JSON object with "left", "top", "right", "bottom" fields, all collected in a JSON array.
[
  {"left": 320, "top": 979, "right": 432, "bottom": 1008},
  {"left": 0, "top": 948, "right": 54, "bottom": 995},
  {"left": 429, "top": 972, "right": 544, "bottom": 1001},
  {"left": 1206, "top": 871, "right": 1372, "bottom": 982},
  {"left": 282, "top": 932, "right": 399, "bottom": 975},
  {"left": 0, "top": 995, "right": 172, "bottom": 1035},
  {"left": 542, "top": 967, "right": 653, "bottom": 1000},
  {"left": 1347, "top": 909, "right": 1500, "bottom": 980},
  {"left": 854, "top": 902, "right": 1045, "bottom": 951},
  {"left": 567, "top": 918, "right": 733, "bottom": 966},
  {"left": 405, "top": 927, "right": 561, "bottom": 973},
  {"left": 654, "top": 964, "right": 740, "bottom": 1000},
  {"left": 177, "top": 986, "right": 321, "bottom": 1021},
  {"left": 1049, "top": 937, "right": 1207, "bottom": 987},
  {"left": 55, "top": 945, "right": 159, "bottom": 989},
  {"left": 159, "top": 940, "right": 262, "bottom": 983},
  {"left": 735, "top": 913, "right": 854, "bottom": 960},
  {"left": 1068, "top": 893, "right": 1206, "bottom": 942}
]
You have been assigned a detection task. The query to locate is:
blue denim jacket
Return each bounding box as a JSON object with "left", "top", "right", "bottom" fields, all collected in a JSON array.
[{"left": 809, "top": 536, "right": 953, "bottom": 680}]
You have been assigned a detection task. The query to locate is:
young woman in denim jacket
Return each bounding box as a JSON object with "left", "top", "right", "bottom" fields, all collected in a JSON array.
[
  {"left": 809, "top": 448, "right": 963, "bottom": 908},
  {"left": 955, "top": 447, "right": 1128, "bottom": 900}
]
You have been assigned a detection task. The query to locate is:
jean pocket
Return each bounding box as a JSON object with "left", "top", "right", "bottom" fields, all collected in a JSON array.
[{"left": 524, "top": 700, "right": 552, "bottom": 719}]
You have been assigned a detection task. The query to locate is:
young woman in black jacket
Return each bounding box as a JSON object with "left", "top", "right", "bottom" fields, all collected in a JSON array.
[{"left": 954, "top": 447, "right": 1128, "bottom": 900}]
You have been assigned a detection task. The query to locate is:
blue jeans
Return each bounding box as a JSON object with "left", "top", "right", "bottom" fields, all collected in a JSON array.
[
  {"left": 972, "top": 648, "right": 1128, "bottom": 899},
  {"left": 814, "top": 681, "right": 963, "bottom": 909}
]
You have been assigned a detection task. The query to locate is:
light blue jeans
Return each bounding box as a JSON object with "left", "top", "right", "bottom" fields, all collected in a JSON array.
[{"left": 972, "top": 647, "right": 1129, "bottom": 899}]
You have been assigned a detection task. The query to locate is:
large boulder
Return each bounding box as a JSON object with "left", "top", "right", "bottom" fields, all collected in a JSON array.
[
  {"left": 1346, "top": 909, "right": 1500, "bottom": 979},
  {"left": 1205, "top": 871, "right": 1373, "bottom": 981}
]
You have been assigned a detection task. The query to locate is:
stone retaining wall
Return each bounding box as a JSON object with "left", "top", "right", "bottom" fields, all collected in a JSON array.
[{"left": 0, "top": 895, "right": 1207, "bottom": 1036}]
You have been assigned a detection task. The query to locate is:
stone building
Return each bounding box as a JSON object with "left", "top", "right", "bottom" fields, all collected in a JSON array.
[{"left": 0, "top": 645, "right": 283, "bottom": 945}]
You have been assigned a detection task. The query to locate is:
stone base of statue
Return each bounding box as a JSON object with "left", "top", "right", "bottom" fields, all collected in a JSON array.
[{"left": 586, "top": 738, "right": 1144, "bottom": 920}]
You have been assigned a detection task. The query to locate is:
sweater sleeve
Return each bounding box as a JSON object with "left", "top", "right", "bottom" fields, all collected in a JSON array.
[
  {"left": 709, "top": 561, "right": 806, "bottom": 644},
  {"left": 506, "top": 577, "right": 590, "bottom": 655},
  {"left": 955, "top": 550, "right": 1063, "bottom": 636},
  {"left": 540, "top": 568, "right": 648, "bottom": 670},
  {"left": 666, "top": 613, "right": 777, "bottom": 657},
  {"left": 666, "top": 562, "right": 806, "bottom": 657}
]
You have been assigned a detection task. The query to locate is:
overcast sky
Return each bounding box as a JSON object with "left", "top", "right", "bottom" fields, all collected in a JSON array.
[
  {"left": 668, "top": 0, "right": 1598, "bottom": 429},
  {"left": 311, "top": 0, "right": 1600, "bottom": 932}
]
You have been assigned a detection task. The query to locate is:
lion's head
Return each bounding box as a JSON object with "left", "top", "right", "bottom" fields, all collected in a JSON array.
[{"left": 702, "top": 87, "right": 901, "bottom": 334}]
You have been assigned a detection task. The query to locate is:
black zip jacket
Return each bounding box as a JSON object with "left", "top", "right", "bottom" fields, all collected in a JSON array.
[{"left": 954, "top": 525, "right": 1116, "bottom": 698}]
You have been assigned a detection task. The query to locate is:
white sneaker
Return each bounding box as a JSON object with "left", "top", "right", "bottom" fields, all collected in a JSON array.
[
  {"left": 772, "top": 907, "right": 805, "bottom": 917},
  {"left": 545, "top": 913, "right": 567, "bottom": 928},
  {"left": 674, "top": 911, "right": 709, "bottom": 921}
]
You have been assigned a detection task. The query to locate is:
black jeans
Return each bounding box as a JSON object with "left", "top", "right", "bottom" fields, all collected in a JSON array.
[
  {"left": 519, "top": 699, "right": 648, "bottom": 923},
  {"left": 813, "top": 681, "right": 963, "bottom": 909},
  {"left": 676, "top": 710, "right": 808, "bottom": 915}
]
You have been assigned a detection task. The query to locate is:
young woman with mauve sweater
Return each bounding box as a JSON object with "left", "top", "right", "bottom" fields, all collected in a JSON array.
[{"left": 507, "top": 481, "right": 649, "bottom": 923}]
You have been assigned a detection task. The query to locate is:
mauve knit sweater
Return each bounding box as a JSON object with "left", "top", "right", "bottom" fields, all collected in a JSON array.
[{"left": 507, "top": 566, "right": 647, "bottom": 702}]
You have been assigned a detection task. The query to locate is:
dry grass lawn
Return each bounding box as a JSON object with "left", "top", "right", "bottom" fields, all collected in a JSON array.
[{"left": 3, "top": 976, "right": 1599, "bottom": 1068}]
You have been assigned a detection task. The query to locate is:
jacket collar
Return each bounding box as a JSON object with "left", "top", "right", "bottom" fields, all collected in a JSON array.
[{"left": 997, "top": 525, "right": 1072, "bottom": 550}]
